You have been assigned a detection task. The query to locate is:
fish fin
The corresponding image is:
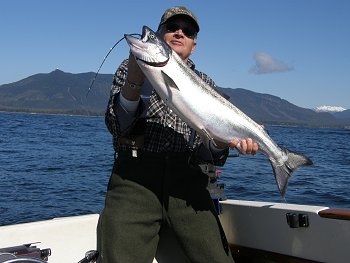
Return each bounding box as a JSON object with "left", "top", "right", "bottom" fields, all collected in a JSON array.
[
  {"left": 199, "top": 128, "right": 218, "bottom": 148},
  {"left": 201, "top": 128, "right": 214, "bottom": 141},
  {"left": 270, "top": 148, "right": 313, "bottom": 197},
  {"left": 161, "top": 70, "right": 180, "bottom": 90}
]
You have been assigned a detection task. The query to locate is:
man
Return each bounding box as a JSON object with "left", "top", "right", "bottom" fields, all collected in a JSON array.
[{"left": 98, "top": 6, "right": 258, "bottom": 263}]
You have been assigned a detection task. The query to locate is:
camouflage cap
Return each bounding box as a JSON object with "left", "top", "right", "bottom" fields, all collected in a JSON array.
[{"left": 159, "top": 6, "right": 199, "bottom": 32}]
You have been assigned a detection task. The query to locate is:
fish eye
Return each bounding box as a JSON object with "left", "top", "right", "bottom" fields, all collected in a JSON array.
[{"left": 149, "top": 33, "right": 156, "bottom": 40}]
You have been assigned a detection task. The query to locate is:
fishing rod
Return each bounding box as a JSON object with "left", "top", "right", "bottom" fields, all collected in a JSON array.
[{"left": 86, "top": 33, "right": 141, "bottom": 97}]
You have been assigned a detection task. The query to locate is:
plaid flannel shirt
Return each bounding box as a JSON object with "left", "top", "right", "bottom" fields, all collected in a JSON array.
[{"left": 105, "top": 58, "right": 229, "bottom": 164}]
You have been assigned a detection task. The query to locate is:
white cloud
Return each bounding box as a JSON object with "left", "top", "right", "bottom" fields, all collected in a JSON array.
[
  {"left": 315, "top": 106, "right": 346, "bottom": 112},
  {"left": 249, "top": 52, "right": 293, "bottom": 74}
]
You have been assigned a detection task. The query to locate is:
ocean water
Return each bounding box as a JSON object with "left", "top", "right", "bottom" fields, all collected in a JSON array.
[{"left": 1, "top": 112, "right": 349, "bottom": 226}]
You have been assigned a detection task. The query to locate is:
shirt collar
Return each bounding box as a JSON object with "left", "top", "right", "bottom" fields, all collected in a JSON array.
[{"left": 187, "top": 58, "right": 196, "bottom": 70}]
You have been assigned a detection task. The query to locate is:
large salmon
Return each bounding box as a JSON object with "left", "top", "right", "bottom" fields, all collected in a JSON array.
[{"left": 125, "top": 26, "right": 312, "bottom": 197}]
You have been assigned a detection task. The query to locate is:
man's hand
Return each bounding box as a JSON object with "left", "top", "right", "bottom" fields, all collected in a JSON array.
[
  {"left": 229, "top": 138, "right": 259, "bottom": 155},
  {"left": 122, "top": 53, "right": 145, "bottom": 101},
  {"left": 127, "top": 53, "right": 144, "bottom": 80}
]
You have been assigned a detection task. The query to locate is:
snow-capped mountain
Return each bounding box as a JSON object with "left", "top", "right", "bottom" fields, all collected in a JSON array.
[
  {"left": 315, "top": 106, "right": 347, "bottom": 113},
  {"left": 314, "top": 106, "right": 350, "bottom": 121}
]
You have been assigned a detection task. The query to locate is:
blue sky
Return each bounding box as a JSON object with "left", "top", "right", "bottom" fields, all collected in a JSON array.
[{"left": 1, "top": 0, "right": 349, "bottom": 109}]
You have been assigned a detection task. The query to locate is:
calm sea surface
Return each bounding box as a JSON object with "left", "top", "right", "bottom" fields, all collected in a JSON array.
[{"left": 1, "top": 112, "right": 350, "bottom": 226}]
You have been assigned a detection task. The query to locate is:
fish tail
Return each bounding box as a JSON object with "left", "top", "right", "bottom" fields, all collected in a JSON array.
[{"left": 270, "top": 148, "right": 313, "bottom": 197}]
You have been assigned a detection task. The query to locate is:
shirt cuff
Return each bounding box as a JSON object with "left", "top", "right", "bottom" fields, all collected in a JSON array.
[{"left": 119, "top": 92, "right": 140, "bottom": 112}]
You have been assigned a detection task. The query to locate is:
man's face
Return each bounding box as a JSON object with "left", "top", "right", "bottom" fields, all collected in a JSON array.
[{"left": 161, "top": 16, "right": 197, "bottom": 61}]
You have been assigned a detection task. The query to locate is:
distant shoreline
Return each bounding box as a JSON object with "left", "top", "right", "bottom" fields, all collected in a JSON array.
[
  {"left": 0, "top": 110, "right": 104, "bottom": 118},
  {"left": 1, "top": 110, "right": 348, "bottom": 129}
]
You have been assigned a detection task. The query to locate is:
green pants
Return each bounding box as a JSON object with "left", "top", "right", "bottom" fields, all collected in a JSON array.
[{"left": 97, "top": 151, "right": 234, "bottom": 263}]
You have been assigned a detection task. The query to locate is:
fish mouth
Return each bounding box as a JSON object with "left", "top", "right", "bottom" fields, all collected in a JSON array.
[
  {"left": 124, "top": 35, "right": 169, "bottom": 67},
  {"left": 124, "top": 26, "right": 170, "bottom": 67},
  {"left": 138, "top": 58, "right": 169, "bottom": 67}
]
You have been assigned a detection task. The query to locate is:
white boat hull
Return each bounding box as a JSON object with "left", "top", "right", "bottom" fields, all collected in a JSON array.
[
  {"left": 220, "top": 200, "right": 350, "bottom": 263},
  {"left": 1, "top": 200, "right": 349, "bottom": 263},
  {"left": 0, "top": 214, "right": 98, "bottom": 263}
]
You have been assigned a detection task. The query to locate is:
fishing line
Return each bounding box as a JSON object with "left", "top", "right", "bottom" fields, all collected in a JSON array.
[{"left": 86, "top": 33, "right": 141, "bottom": 97}]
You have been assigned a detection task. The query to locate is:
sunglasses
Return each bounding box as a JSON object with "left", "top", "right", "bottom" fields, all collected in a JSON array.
[{"left": 166, "top": 23, "right": 197, "bottom": 39}]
